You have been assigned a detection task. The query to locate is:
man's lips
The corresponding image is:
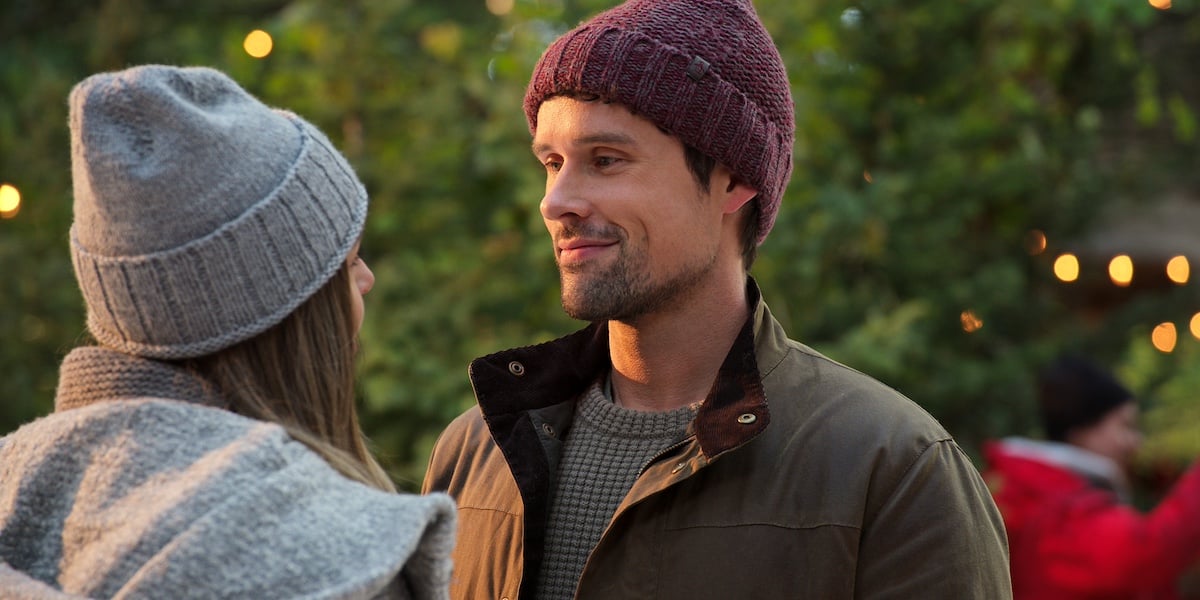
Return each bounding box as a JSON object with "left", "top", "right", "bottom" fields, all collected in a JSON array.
[{"left": 557, "top": 239, "right": 617, "bottom": 264}]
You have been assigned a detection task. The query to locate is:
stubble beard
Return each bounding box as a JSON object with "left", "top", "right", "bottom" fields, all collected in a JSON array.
[{"left": 558, "top": 235, "right": 718, "bottom": 323}]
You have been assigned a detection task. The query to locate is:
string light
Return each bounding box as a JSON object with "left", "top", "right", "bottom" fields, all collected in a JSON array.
[
  {"left": 1167, "top": 256, "right": 1190, "bottom": 284},
  {"left": 0, "top": 183, "right": 20, "bottom": 219},
  {"left": 1053, "top": 253, "right": 1079, "bottom": 282},
  {"left": 1152, "top": 322, "right": 1177, "bottom": 353},
  {"left": 1025, "top": 230, "right": 1047, "bottom": 256},
  {"left": 243, "top": 30, "right": 273, "bottom": 58},
  {"left": 1108, "top": 254, "right": 1133, "bottom": 287},
  {"left": 485, "top": 0, "right": 515, "bottom": 15},
  {"left": 960, "top": 310, "right": 983, "bottom": 333}
]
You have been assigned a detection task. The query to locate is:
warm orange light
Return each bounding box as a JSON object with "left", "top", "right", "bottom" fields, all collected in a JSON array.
[
  {"left": 1108, "top": 255, "right": 1133, "bottom": 287},
  {"left": 485, "top": 0, "right": 515, "bottom": 15},
  {"left": 0, "top": 183, "right": 20, "bottom": 219},
  {"left": 1152, "top": 322, "right": 1177, "bottom": 353},
  {"left": 960, "top": 310, "right": 983, "bottom": 333},
  {"left": 243, "top": 30, "right": 273, "bottom": 58},
  {"left": 1149, "top": 0, "right": 1172, "bottom": 9},
  {"left": 1025, "top": 230, "right": 1047, "bottom": 256},
  {"left": 1190, "top": 313, "right": 1200, "bottom": 340},
  {"left": 1053, "top": 253, "right": 1079, "bottom": 282},
  {"left": 1167, "top": 256, "right": 1190, "bottom": 284}
]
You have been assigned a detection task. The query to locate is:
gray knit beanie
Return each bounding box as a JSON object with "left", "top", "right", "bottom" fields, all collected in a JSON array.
[
  {"left": 524, "top": 0, "right": 794, "bottom": 245},
  {"left": 68, "top": 65, "right": 367, "bottom": 359}
]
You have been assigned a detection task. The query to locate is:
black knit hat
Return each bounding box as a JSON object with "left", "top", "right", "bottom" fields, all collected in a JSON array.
[
  {"left": 1037, "top": 356, "right": 1134, "bottom": 441},
  {"left": 524, "top": 0, "right": 794, "bottom": 246}
]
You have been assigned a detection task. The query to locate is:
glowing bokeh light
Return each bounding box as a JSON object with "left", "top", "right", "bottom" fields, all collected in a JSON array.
[
  {"left": 244, "top": 30, "right": 273, "bottom": 59},
  {"left": 1190, "top": 313, "right": 1200, "bottom": 340},
  {"left": 841, "top": 7, "right": 864, "bottom": 28},
  {"left": 1149, "top": 0, "right": 1172, "bottom": 9},
  {"left": 486, "top": 0, "right": 515, "bottom": 15},
  {"left": 1053, "top": 253, "right": 1079, "bottom": 282},
  {"left": 1108, "top": 254, "right": 1133, "bottom": 287},
  {"left": 1167, "top": 256, "right": 1190, "bottom": 284},
  {"left": 960, "top": 310, "right": 983, "bottom": 333},
  {"left": 420, "top": 23, "right": 463, "bottom": 61},
  {"left": 863, "top": 170, "right": 873, "bottom": 184},
  {"left": 0, "top": 183, "right": 20, "bottom": 219},
  {"left": 1025, "top": 229, "right": 1047, "bottom": 256},
  {"left": 1152, "top": 322, "right": 1177, "bottom": 353}
]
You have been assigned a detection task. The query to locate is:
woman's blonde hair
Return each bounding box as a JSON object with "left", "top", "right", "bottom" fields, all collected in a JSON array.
[{"left": 184, "top": 263, "right": 394, "bottom": 492}]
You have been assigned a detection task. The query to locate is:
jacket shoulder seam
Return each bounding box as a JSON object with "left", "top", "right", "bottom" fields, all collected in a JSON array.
[{"left": 874, "top": 437, "right": 956, "bottom": 518}]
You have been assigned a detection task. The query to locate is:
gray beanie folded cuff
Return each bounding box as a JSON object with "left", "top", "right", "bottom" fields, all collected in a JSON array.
[{"left": 71, "top": 116, "right": 366, "bottom": 360}]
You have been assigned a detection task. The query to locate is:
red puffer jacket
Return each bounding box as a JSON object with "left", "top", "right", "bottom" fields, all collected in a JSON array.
[{"left": 983, "top": 439, "right": 1200, "bottom": 600}]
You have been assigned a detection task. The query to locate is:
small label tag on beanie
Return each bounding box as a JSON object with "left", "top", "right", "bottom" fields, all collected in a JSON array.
[{"left": 686, "top": 56, "right": 711, "bottom": 82}]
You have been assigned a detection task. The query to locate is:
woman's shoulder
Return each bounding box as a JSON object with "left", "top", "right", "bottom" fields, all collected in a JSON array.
[{"left": 0, "top": 397, "right": 456, "bottom": 599}]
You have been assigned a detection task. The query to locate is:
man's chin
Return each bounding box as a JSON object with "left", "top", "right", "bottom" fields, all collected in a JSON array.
[
  {"left": 560, "top": 294, "right": 603, "bottom": 322},
  {"left": 560, "top": 287, "right": 616, "bottom": 322}
]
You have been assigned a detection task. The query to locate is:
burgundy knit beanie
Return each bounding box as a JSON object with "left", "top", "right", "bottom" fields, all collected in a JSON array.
[{"left": 524, "top": 0, "right": 794, "bottom": 245}]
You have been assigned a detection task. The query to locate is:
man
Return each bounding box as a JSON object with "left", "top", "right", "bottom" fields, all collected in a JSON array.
[
  {"left": 984, "top": 356, "right": 1200, "bottom": 599},
  {"left": 423, "top": 1, "right": 1011, "bottom": 598}
]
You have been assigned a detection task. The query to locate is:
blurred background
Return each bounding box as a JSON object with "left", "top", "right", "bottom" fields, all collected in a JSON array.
[{"left": 2, "top": 0, "right": 1198, "bottom": 495}]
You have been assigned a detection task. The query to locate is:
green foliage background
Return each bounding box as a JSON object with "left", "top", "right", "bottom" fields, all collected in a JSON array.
[{"left": 2, "top": 0, "right": 1198, "bottom": 492}]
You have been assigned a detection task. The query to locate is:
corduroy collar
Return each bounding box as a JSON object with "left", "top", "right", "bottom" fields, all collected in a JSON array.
[{"left": 468, "top": 277, "right": 770, "bottom": 460}]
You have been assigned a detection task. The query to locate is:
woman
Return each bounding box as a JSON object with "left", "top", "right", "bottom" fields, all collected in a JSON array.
[{"left": 0, "top": 65, "right": 454, "bottom": 599}]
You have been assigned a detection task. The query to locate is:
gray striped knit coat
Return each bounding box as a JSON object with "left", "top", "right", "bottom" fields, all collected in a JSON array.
[{"left": 0, "top": 347, "right": 456, "bottom": 599}]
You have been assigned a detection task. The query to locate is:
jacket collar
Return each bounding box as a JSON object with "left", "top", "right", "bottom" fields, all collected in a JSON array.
[{"left": 468, "top": 277, "right": 772, "bottom": 459}]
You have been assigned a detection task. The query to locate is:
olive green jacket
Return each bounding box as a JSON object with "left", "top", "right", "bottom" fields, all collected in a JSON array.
[{"left": 423, "top": 281, "right": 1011, "bottom": 599}]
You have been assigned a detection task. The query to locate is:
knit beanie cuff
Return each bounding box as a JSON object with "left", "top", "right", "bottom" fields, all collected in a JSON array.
[{"left": 71, "top": 116, "right": 367, "bottom": 360}]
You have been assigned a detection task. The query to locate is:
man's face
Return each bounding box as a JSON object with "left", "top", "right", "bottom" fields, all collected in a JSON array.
[
  {"left": 531, "top": 96, "right": 726, "bottom": 323},
  {"left": 1070, "top": 402, "right": 1143, "bottom": 470}
]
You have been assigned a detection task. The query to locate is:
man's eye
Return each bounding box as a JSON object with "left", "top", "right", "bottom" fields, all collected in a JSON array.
[{"left": 595, "top": 156, "right": 618, "bottom": 167}]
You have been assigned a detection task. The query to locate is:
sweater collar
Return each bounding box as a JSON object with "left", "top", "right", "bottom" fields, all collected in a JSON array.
[
  {"left": 55, "top": 346, "right": 222, "bottom": 413},
  {"left": 469, "top": 277, "right": 770, "bottom": 459}
]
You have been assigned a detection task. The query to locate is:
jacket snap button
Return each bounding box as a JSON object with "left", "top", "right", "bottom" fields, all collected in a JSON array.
[
  {"left": 671, "top": 462, "right": 686, "bottom": 474},
  {"left": 507, "top": 361, "right": 525, "bottom": 376},
  {"left": 737, "top": 413, "right": 757, "bottom": 424},
  {"left": 542, "top": 423, "right": 555, "bottom": 437}
]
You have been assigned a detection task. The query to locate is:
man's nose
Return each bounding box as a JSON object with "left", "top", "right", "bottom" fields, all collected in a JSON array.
[{"left": 540, "top": 166, "right": 593, "bottom": 223}]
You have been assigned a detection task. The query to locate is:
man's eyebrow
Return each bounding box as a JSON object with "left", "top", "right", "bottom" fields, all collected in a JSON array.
[{"left": 532, "top": 132, "right": 638, "bottom": 155}]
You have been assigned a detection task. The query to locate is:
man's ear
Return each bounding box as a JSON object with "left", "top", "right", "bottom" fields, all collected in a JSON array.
[{"left": 714, "top": 165, "right": 757, "bottom": 215}]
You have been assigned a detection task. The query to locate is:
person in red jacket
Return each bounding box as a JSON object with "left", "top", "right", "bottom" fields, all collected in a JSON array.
[{"left": 984, "top": 355, "right": 1200, "bottom": 599}]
